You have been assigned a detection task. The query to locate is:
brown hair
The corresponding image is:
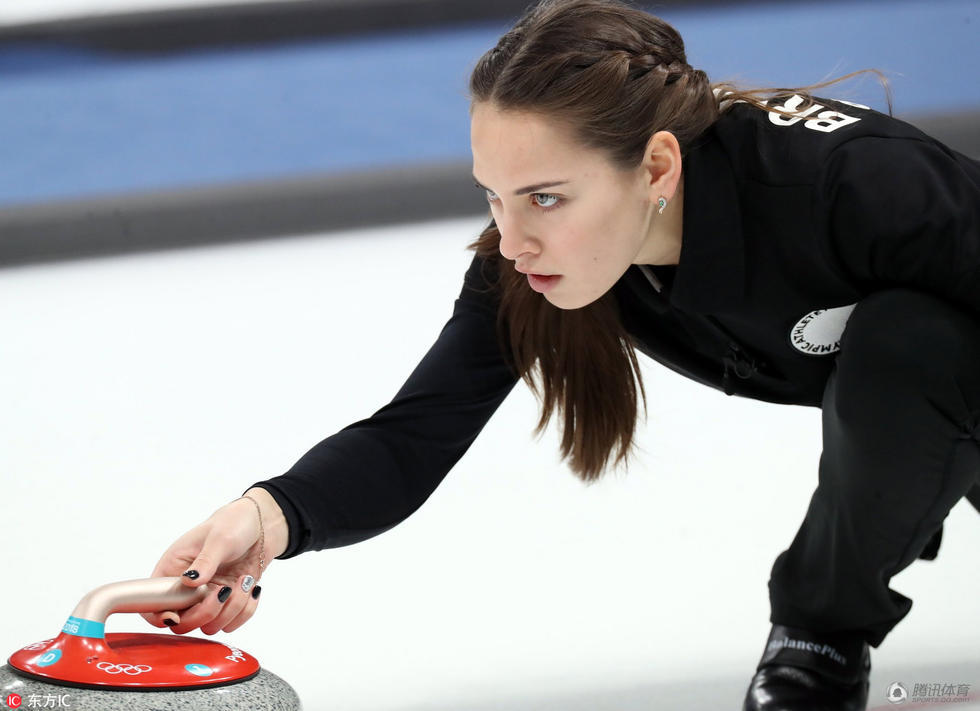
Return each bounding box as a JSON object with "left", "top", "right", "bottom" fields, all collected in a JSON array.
[{"left": 468, "top": 0, "right": 888, "bottom": 482}]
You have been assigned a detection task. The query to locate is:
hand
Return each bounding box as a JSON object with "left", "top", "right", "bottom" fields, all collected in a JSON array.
[{"left": 142, "top": 487, "right": 288, "bottom": 635}]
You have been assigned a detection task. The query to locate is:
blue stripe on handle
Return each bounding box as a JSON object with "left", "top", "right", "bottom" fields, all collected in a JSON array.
[{"left": 62, "top": 616, "right": 105, "bottom": 639}]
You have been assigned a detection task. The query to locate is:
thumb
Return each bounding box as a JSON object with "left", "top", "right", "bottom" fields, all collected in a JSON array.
[
  {"left": 179, "top": 533, "right": 232, "bottom": 587},
  {"left": 141, "top": 610, "right": 180, "bottom": 628}
]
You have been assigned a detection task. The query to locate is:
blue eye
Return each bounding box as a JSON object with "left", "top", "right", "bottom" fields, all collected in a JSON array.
[
  {"left": 476, "top": 184, "right": 562, "bottom": 211},
  {"left": 532, "top": 193, "right": 560, "bottom": 209}
]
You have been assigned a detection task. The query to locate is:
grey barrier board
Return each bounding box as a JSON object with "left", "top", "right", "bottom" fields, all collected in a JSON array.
[
  {"left": 0, "top": 161, "right": 485, "bottom": 268},
  {"left": 0, "top": 110, "right": 975, "bottom": 270},
  {"left": 0, "top": 0, "right": 831, "bottom": 52}
]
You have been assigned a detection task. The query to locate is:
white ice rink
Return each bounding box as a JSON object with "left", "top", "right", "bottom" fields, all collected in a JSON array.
[{"left": 2, "top": 217, "right": 978, "bottom": 709}]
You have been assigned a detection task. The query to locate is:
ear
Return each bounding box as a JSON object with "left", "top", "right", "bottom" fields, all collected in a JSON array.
[{"left": 640, "top": 131, "right": 683, "bottom": 202}]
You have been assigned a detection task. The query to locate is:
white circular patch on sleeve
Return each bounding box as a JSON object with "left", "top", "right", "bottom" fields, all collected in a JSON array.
[{"left": 789, "top": 304, "right": 857, "bottom": 355}]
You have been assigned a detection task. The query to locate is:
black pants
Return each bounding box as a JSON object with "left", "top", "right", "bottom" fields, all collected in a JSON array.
[{"left": 768, "top": 289, "right": 980, "bottom": 648}]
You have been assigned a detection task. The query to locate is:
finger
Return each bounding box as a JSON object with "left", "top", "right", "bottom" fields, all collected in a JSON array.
[
  {"left": 150, "top": 528, "right": 203, "bottom": 581},
  {"left": 179, "top": 534, "right": 235, "bottom": 588},
  {"left": 141, "top": 610, "right": 176, "bottom": 628},
  {"left": 166, "top": 586, "right": 228, "bottom": 635},
  {"left": 149, "top": 553, "right": 186, "bottom": 579},
  {"left": 141, "top": 612, "right": 165, "bottom": 628},
  {"left": 223, "top": 585, "right": 262, "bottom": 633},
  {"left": 200, "top": 575, "right": 256, "bottom": 636},
  {"left": 142, "top": 553, "right": 197, "bottom": 627}
]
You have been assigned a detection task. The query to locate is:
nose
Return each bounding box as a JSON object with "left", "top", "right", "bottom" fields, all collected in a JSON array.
[{"left": 496, "top": 215, "right": 538, "bottom": 262}]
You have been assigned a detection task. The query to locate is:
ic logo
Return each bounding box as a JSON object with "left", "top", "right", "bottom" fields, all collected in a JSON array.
[{"left": 5, "top": 694, "right": 22, "bottom": 709}]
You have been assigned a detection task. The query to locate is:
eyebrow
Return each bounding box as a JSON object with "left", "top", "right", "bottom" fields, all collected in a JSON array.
[{"left": 472, "top": 175, "right": 569, "bottom": 196}]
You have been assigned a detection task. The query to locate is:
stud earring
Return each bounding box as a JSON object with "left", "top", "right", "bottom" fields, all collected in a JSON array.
[{"left": 657, "top": 196, "right": 668, "bottom": 214}]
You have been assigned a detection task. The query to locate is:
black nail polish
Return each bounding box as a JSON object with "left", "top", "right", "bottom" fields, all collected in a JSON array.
[
  {"left": 163, "top": 619, "right": 177, "bottom": 627},
  {"left": 218, "top": 586, "right": 232, "bottom": 603},
  {"left": 251, "top": 585, "right": 262, "bottom": 600},
  {"left": 182, "top": 570, "right": 200, "bottom": 580}
]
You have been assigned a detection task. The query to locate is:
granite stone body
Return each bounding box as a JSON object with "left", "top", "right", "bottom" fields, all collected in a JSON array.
[{"left": 1, "top": 664, "right": 302, "bottom": 710}]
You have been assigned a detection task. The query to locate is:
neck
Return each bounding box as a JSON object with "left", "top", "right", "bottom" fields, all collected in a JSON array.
[{"left": 635, "top": 175, "right": 684, "bottom": 266}]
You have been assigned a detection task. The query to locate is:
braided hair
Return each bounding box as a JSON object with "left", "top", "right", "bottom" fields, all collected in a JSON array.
[{"left": 467, "top": 0, "right": 885, "bottom": 481}]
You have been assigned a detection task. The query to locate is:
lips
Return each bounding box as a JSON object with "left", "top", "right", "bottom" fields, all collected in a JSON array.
[
  {"left": 526, "top": 273, "right": 561, "bottom": 294},
  {"left": 514, "top": 264, "right": 561, "bottom": 293}
]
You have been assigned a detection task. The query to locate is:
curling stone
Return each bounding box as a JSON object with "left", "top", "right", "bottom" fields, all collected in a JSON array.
[{"left": 1, "top": 577, "right": 301, "bottom": 710}]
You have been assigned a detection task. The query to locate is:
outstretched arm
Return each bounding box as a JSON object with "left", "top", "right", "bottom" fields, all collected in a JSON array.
[{"left": 251, "top": 253, "right": 519, "bottom": 555}]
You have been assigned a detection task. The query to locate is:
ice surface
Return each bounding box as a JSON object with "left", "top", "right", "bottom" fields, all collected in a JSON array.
[{"left": 1, "top": 218, "right": 977, "bottom": 709}]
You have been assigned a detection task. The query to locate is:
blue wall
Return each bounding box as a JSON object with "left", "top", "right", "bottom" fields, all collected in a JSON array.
[{"left": 1, "top": 0, "right": 977, "bottom": 208}]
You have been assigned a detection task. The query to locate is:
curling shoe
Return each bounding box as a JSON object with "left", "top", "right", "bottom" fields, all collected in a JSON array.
[{"left": 743, "top": 624, "right": 871, "bottom": 711}]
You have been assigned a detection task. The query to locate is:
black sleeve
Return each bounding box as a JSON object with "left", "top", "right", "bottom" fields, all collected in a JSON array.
[
  {"left": 820, "top": 135, "right": 980, "bottom": 313},
  {"left": 247, "top": 253, "right": 520, "bottom": 556}
]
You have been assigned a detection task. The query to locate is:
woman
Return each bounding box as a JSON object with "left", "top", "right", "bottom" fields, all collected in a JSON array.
[{"left": 144, "top": 1, "right": 980, "bottom": 708}]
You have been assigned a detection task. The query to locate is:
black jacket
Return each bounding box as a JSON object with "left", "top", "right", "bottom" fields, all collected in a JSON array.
[{"left": 254, "top": 98, "right": 980, "bottom": 557}]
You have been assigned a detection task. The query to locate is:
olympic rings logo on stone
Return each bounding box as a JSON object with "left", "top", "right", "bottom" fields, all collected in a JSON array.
[
  {"left": 97, "top": 662, "right": 153, "bottom": 675},
  {"left": 21, "top": 639, "right": 55, "bottom": 651}
]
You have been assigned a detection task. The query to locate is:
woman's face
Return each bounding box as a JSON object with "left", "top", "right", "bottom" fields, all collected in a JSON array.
[{"left": 470, "top": 102, "right": 658, "bottom": 310}]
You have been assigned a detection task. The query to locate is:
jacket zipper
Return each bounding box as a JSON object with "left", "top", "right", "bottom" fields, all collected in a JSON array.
[
  {"left": 720, "top": 337, "right": 758, "bottom": 395},
  {"left": 637, "top": 265, "right": 758, "bottom": 395}
]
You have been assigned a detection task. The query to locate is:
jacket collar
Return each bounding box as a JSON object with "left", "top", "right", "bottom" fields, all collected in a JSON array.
[{"left": 667, "top": 125, "right": 746, "bottom": 314}]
